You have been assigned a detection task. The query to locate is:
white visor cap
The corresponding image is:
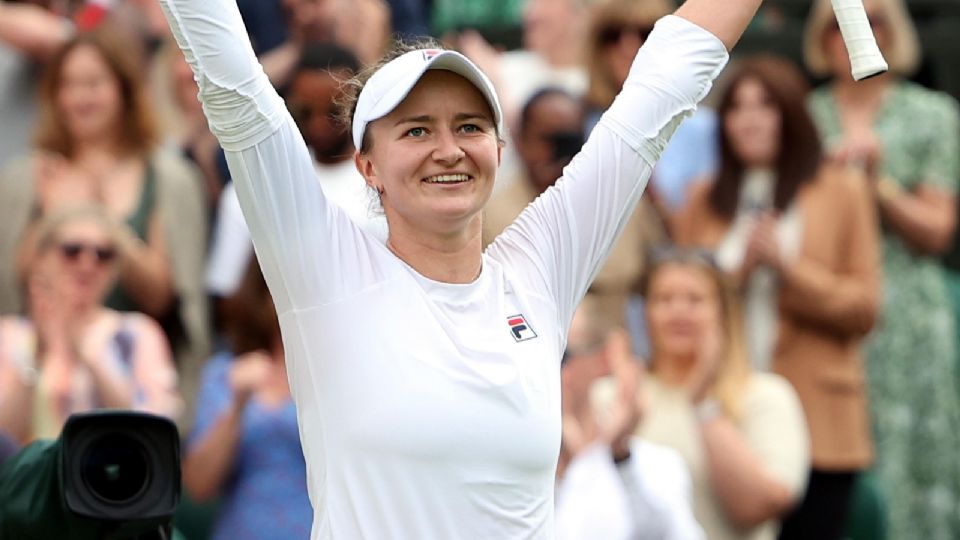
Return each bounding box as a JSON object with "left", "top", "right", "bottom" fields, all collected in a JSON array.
[{"left": 351, "top": 49, "right": 504, "bottom": 151}]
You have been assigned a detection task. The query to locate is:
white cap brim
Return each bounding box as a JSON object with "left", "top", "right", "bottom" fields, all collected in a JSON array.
[{"left": 352, "top": 49, "right": 504, "bottom": 150}]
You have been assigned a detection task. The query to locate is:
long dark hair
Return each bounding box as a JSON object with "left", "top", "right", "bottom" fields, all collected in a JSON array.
[
  {"left": 708, "top": 56, "right": 822, "bottom": 219},
  {"left": 35, "top": 24, "right": 158, "bottom": 159},
  {"left": 224, "top": 259, "right": 279, "bottom": 356}
]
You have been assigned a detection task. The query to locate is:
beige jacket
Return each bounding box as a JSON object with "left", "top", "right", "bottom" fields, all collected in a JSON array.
[{"left": 673, "top": 164, "right": 880, "bottom": 470}]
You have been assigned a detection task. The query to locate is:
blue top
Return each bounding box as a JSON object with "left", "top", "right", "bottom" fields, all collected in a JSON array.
[{"left": 190, "top": 353, "right": 310, "bottom": 540}]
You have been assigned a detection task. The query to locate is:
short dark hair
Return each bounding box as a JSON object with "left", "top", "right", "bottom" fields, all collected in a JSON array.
[
  {"left": 518, "top": 87, "right": 579, "bottom": 135},
  {"left": 709, "top": 55, "right": 823, "bottom": 219},
  {"left": 297, "top": 42, "right": 361, "bottom": 76}
]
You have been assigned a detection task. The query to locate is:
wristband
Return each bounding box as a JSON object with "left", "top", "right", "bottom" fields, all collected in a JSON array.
[
  {"left": 694, "top": 398, "right": 721, "bottom": 423},
  {"left": 876, "top": 176, "right": 902, "bottom": 203}
]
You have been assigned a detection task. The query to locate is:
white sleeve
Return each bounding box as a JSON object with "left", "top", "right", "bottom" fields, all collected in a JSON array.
[
  {"left": 205, "top": 183, "right": 253, "bottom": 297},
  {"left": 620, "top": 440, "right": 705, "bottom": 540},
  {"left": 158, "top": 0, "right": 381, "bottom": 314},
  {"left": 486, "top": 16, "right": 728, "bottom": 335}
]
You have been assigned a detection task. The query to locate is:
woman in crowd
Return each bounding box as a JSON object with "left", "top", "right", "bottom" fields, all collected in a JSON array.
[
  {"left": 158, "top": 0, "right": 766, "bottom": 533},
  {"left": 673, "top": 56, "right": 880, "bottom": 540},
  {"left": 582, "top": 0, "right": 671, "bottom": 131},
  {"left": 183, "top": 260, "right": 310, "bottom": 540},
  {"left": 583, "top": 0, "right": 718, "bottom": 215},
  {"left": 0, "top": 26, "right": 210, "bottom": 376},
  {"left": 0, "top": 206, "right": 181, "bottom": 444},
  {"left": 638, "top": 248, "right": 809, "bottom": 540},
  {"left": 805, "top": 0, "right": 960, "bottom": 536},
  {"left": 556, "top": 297, "right": 703, "bottom": 540}
]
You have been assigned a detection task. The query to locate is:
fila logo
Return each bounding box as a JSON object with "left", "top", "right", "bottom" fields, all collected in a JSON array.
[
  {"left": 422, "top": 49, "right": 442, "bottom": 61},
  {"left": 508, "top": 314, "right": 538, "bottom": 342}
]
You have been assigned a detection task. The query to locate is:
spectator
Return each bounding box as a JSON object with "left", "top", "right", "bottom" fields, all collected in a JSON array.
[
  {"left": 556, "top": 297, "right": 704, "bottom": 540},
  {"left": 0, "top": 27, "right": 211, "bottom": 393},
  {"left": 673, "top": 56, "right": 881, "bottom": 540},
  {"left": 0, "top": 0, "right": 72, "bottom": 166},
  {"left": 584, "top": 0, "right": 718, "bottom": 215},
  {"left": 157, "top": 41, "right": 224, "bottom": 206},
  {"left": 637, "top": 248, "right": 809, "bottom": 540},
  {"left": 805, "top": 0, "right": 960, "bottom": 537},
  {"left": 183, "top": 260, "right": 310, "bottom": 540},
  {"left": 0, "top": 430, "right": 17, "bottom": 467},
  {"left": 483, "top": 88, "right": 666, "bottom": 330},
  {"left": 206, "top": 43, "right": 388, "bottom": 301},
  {"left": 0, "top": 206, "right": 181, "bottom": 445}
]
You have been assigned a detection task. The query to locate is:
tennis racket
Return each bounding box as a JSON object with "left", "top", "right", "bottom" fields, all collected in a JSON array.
[{"left": 830, "top": 0, "right": 888, "bottom": 80}]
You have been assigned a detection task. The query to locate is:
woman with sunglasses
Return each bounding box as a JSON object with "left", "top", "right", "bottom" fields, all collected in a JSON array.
[
  {"left": 159, "top": 0, "right": 767, "bottom": 535},
  {"left": 638, "top": 248, "right": 809, "bottom": 540},
  {"left": 584, "top": 0, "right": 718, "bottom": 215},
  {"left": 0, "top": 206, "right": 181, "bottom": 445},
  {"left": 805, "top": 0, "right": 960, "bottom": 537}
]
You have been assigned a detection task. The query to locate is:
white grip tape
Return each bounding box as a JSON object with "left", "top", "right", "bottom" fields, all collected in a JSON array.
[{"left": 830, "top": 0, "right": 889, "bottom": 80}]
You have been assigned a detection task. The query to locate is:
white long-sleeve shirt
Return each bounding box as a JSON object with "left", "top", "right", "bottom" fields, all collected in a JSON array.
[
  {"left": 556, "top": 439, "right": 704, "bottom": 540},
  {"left": 158, "top": 0, "right": 728, "bottom": 536}
]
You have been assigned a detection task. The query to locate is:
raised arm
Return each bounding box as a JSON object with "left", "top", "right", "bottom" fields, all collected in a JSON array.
[
  {"left": 488, "top": 13, "right": 740, "bottom": 330},
  {"left": 157, "top": 0, "right": 376, "bottom": 313}
]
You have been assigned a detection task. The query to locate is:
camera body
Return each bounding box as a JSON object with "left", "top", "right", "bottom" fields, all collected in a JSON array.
[{"left": 0, "top": 411, "right": 180, "bottom": 540}]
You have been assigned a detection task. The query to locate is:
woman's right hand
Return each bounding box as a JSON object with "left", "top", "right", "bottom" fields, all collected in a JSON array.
[
  {"left": 685, "top": 323, "right": 723, "bottom": 405},
  {"left": 228, "top": 351, "right": 273, "bottom": 408},
  {"left": 34, "top": 153, "right": 101, "bottom": 214},
  {"left": 27, "top": 269, "right": 72, "bottom": 351},
  {"left": 830, "top": 130, "right": 884, "bottom": 181}
]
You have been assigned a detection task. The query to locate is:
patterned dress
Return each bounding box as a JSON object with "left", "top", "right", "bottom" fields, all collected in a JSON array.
[
  {"left": 190, "top": 354, "right": 311, "bottom": 540},
  {"left": 809, "top": 81, "right": 960, "bottom": 540}
]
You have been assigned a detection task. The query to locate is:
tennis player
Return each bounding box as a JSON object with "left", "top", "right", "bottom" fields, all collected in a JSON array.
[{"left": 159, "top": 0, "right": 764, "bottom": 537}]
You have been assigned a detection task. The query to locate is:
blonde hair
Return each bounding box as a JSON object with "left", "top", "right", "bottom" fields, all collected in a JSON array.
[
  {"left": 803, "top": 0, "right": 920, "bottom": 77},
  {"left": 584, "top": 0, "right": 673, "bottom": 109},
  {"left": 642, "top": 249, "right": 751, "bottom": 421}
]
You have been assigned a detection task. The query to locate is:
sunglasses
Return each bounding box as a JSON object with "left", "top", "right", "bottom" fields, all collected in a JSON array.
[
  {"left": 58, "top": 242, "right": 118, "bottom": 265},
  {"left": 650, "top": 246, "right": 719, "bottom": 268},
  {"left": 561, "top": 340, "right": 606, "bottom": 366},
  {"left": 598, "top": 24, "right": 653, "bottom": 46}
]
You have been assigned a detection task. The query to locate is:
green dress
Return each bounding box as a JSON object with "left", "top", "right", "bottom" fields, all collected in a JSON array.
[{"left": 809, "top": 82, "right": 960, "bottom": 540}]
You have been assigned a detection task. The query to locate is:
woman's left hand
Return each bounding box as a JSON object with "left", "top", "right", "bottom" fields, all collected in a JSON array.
[{"left": 746, "top": 213, "right": 782, "bottom": 271}]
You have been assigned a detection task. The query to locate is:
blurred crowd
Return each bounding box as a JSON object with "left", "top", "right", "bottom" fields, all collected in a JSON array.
[{"left": 1, "top": 0, "right": 959, "bottom": 539}]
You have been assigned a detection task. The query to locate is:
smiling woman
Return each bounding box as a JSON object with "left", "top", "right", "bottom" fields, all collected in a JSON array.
[{"left": 158, "top": 0, "right": 763, "bottom": 536}]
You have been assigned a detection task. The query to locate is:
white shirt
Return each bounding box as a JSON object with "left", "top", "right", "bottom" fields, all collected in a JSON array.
[
  {"left": 205, "top": 160, "right": 387, "bottom": 296},
  {"left": 639, "top": 376, "right": 810, "bottom": 540},
  {"left": 715, "top": 169, "right": 803, "bottom": 371},
  {"left": 556, "top": 440, "right": 704, "bottom": 540},
  {"left": 159, "top": 0, "right": 729, "bottom": 535}
]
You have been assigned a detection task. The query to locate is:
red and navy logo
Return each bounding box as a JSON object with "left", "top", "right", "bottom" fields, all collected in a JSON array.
[
  {"left": 508, "top": 314, "right": 538, "bottom": 342},
  {"left": 422, "top": 49, "right": 442, "bottom": 61}
]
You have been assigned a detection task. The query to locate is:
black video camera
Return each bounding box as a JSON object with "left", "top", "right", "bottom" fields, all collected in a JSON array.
[{"left": 0, "top": 411, "right": 180, "bottom": 540}]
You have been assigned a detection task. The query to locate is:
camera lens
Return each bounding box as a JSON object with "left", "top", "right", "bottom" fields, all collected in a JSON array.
[{"left": 80, "top": 433, "right": 151, "bottom": 505}]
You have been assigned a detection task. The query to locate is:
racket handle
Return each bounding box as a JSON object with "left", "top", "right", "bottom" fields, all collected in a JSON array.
[{"left": 830, "top": 0, "right": 889, "bottom": 81}]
